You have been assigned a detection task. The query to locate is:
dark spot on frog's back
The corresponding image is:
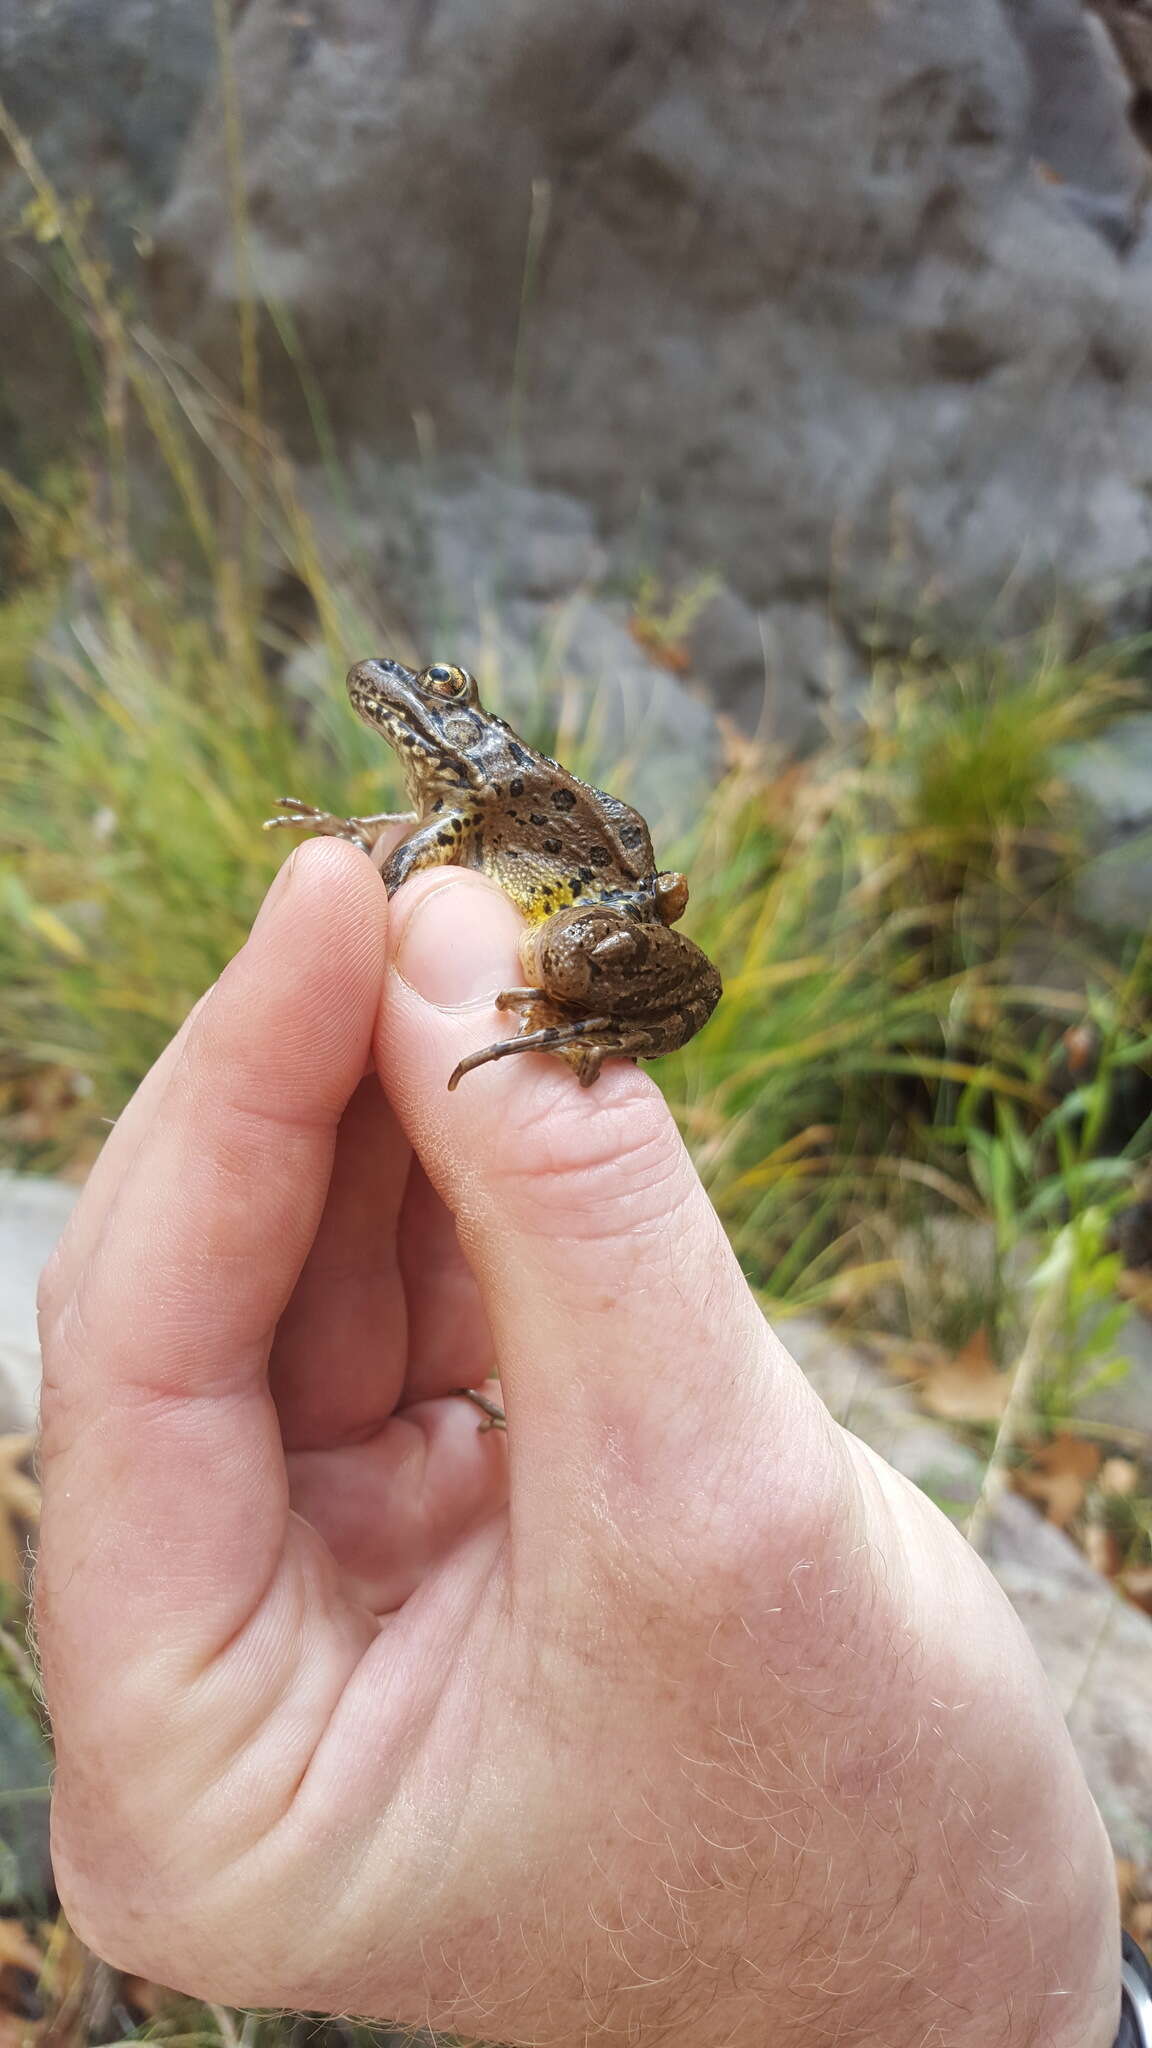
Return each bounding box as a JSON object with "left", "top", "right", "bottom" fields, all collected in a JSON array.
[
  {"left": 551, "top": 788, "right": 577, "bottom": 811},
  {"left": 588, "top": 845, "right": 611, "bottom": 866},
  {"left": 619, "top": 823, "right": 645, "bottom": 849},
  {"left": 509, "top": 742, "right": 533, "bottom": 768},
  {"left": 543, "top": 837, "right": 562, "bottom": 856},
  {"left": 509, "top": 777, "right": 525, "bottom": 797}
]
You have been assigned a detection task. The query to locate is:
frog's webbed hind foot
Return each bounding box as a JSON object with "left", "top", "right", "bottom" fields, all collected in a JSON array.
[{"left": 263, "top": 798, "right": 415, "bottom": 858}]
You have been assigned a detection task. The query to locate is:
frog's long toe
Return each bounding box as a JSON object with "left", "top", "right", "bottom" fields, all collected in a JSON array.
[
  {"left": 447, "top": 1014, "right": 614, "bottom": 1091},
  {"left": 263, "top": 797, "right": 385, "bottom": 853},
  {"left": 456, "top": 1387, "right": 507, "bottom": 1431},
  {"left": 264, "top": 797, "right": 359, "bottom": 837}
]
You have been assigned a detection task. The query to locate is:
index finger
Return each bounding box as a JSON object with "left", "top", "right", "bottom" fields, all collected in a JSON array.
[{"left": 36, "top": 839, "right": 389, "bottom": 1671}]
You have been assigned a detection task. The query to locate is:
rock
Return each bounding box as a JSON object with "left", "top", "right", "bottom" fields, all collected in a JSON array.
[
  {"left": 778, "top": 1314, "right": 1152, "bottom": 1867},
  {"left": 1090, "top": 0, "right": 1152, "bottom": 111},
  {"left": 422, "top": 476, "right": 608, "bottom": 607},
  {"left": 285, "top": 464, "right": 723, "bottom": 828},
  {"left": 1010, "top": 0, "right": 1148, "bottom": 242},
  {"left": 5, "top": 1, "right": 1152, "bottom": 751},
  {"left": 1072, "top": 1298, "right": 1152, "bottom": 1437},
  {"left": 1064, "top": 711, "right": 1152, "bottom": 932},
  {"left": 0, "top": 1172, "right": 76, "bottom": 1433},
  {"left": 0, "top": 1173, "right": 68, "bottom": 1909},
  {"left": 0, "top": 1687, "right": 53, "bottom": 1913},
  {"left": 145, "top": 0, "right": 1152, "bottom": 718},
  {"left": 685, "top": 590, "right": 869, "bottom": 750},
  {"left": 0, "top": 0, "right": 218, "bottom": 471},
  {"left": 983, "top": 1490, "right": 1152, "bottom": 1867}
]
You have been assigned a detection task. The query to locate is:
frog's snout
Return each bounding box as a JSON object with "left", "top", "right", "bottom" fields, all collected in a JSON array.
[{"left": 346, "top": 656, "right": 414, "bottom": 695}]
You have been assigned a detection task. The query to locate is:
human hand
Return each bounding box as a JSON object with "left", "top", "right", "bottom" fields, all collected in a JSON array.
[{"left": 37, "top": 842, "right": 1121, "bottom": 2047}]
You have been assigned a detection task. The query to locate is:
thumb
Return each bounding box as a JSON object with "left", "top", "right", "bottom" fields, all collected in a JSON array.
[{"left": 375, "top": 871, "right": 823, "bottom": 1498}]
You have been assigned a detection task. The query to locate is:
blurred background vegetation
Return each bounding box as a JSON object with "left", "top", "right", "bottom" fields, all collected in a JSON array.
[{"left": 2, "top": 0, "right": 1152, "bottom": 2037}]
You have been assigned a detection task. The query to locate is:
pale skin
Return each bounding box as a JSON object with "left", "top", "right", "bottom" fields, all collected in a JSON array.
[{"left": 36, "top": 839, "right": 1121, "bottom": 2048}]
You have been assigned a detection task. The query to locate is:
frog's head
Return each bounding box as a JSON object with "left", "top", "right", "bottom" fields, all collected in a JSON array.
[{"left": 347, "top": 657, "right": 486, "bottom": 787}]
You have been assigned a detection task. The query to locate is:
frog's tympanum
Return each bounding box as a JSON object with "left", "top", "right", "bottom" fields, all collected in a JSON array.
[{"left": 266, "top": 658, "right": 722, "bottom": 1091}]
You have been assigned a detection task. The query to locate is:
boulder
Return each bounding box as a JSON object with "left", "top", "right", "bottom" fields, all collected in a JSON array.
[
  {"left": 145, "top": 0, "right": 1152, "bottom": 747},
  {"left": 0, "top": 0, "right": 218, "bottom": 472},
  {"left": 5, "top": 1, "right": 1152, "bottom": 746},
  {"left": 0, "top": 1171, "right": 75, "bottom": 1433},
  {"left": 1065, "top": 711, "right": 1152, "bottom": 931}
]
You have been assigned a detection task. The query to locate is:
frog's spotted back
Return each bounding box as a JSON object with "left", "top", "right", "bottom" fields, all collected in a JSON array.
[{"left": 265, "top": 654, "right": 722, "bottom": 1087}]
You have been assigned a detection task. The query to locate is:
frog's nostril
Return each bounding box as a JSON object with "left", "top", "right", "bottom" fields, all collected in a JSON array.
[{"left": 346, "top": 656, "right": 413, "bottom": 691}]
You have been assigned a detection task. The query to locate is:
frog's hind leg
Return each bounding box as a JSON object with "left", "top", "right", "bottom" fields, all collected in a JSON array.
[{"left": 447, "top": 1013, "right": 614, "bottom": 1091}]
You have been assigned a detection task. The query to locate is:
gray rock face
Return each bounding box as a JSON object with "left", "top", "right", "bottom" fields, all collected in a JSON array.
[
  {"left": 1065, "top": 712, "right": 1152, "bottom": 931},
  {"left": 0, "top": 1172, "right": 76, "bottom": 1433},
  {"left": 0, "top": 0, "right": 218, "bottom": 469},
  {"left": 4, "top": 0, "right": 1152, "bottom": 751},
  {"left": 983, "top": 1491, "right": 1152, "bottom": 1869},
  {"left": 142, "top": 0, "right": 1152, "bottom": 740},
  {"left": 1011, "top": 0, "right": 1148, "bottom": 243}
]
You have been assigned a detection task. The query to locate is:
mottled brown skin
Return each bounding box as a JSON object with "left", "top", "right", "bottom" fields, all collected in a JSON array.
[{"left": 266, "top": 657, "right": 722, "bottom": 1089}]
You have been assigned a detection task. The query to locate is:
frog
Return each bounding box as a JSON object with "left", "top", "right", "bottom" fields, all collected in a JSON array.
[{"left": 265, "top": 656, "right": 722, "bottom": 1091}]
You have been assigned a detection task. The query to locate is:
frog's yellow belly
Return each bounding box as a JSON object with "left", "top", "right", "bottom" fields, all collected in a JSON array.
[{"left": 483, "top": 845, "right": 623, "bottom": 924}]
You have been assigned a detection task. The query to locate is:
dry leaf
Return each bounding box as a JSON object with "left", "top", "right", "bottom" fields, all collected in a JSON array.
[
  {"left": 0, "top": 1926, "right": 40, "bottom": 1977},
  {"left": 917, "top": 1329, "right": 1012, "bottom": 1424},
  {"left": 1130, "top": 1897, "right": 1152, "bottom": 1951},
  {"left": 627, "top": 618, "right": 692, "bottom": 674},
  {"left": 1013, "top": 1435, "right": 1101, "bottom": 1528},
  {"left": 121, "top": 1977, "right": 167, "bottom": 2019},
  {"left": 1117, "top": 1267, "right": 1152, "bottom": 1317}
]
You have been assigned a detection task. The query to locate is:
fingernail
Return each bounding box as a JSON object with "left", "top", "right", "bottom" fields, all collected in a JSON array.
[
  {"left": 394, "top": 881, "right": 524, "bottom": 1007},
  {"left": 251, "top": 850, "right": 299, "bottom": 935}
]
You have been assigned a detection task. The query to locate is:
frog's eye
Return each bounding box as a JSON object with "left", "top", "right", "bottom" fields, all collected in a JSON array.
[{"left": 423, "top": 662, "right": 470, "bottom": 698}]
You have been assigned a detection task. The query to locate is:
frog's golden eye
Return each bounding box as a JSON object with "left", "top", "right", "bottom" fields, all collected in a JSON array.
[{"left": 423, "top": 662, "right": 470, "bottom": 698}]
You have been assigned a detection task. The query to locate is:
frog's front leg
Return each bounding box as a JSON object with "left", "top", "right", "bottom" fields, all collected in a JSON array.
[
  {"left": 379, "top": 813, "right": 473, "bottom": 895},
  {"left": 264, "top": 798, "right": 415, "bottom": 860}
]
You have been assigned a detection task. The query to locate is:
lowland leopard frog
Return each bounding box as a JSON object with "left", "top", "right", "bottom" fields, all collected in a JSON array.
[{"left": 266, "top": 657, "right": 722, "bottom": 1090}]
